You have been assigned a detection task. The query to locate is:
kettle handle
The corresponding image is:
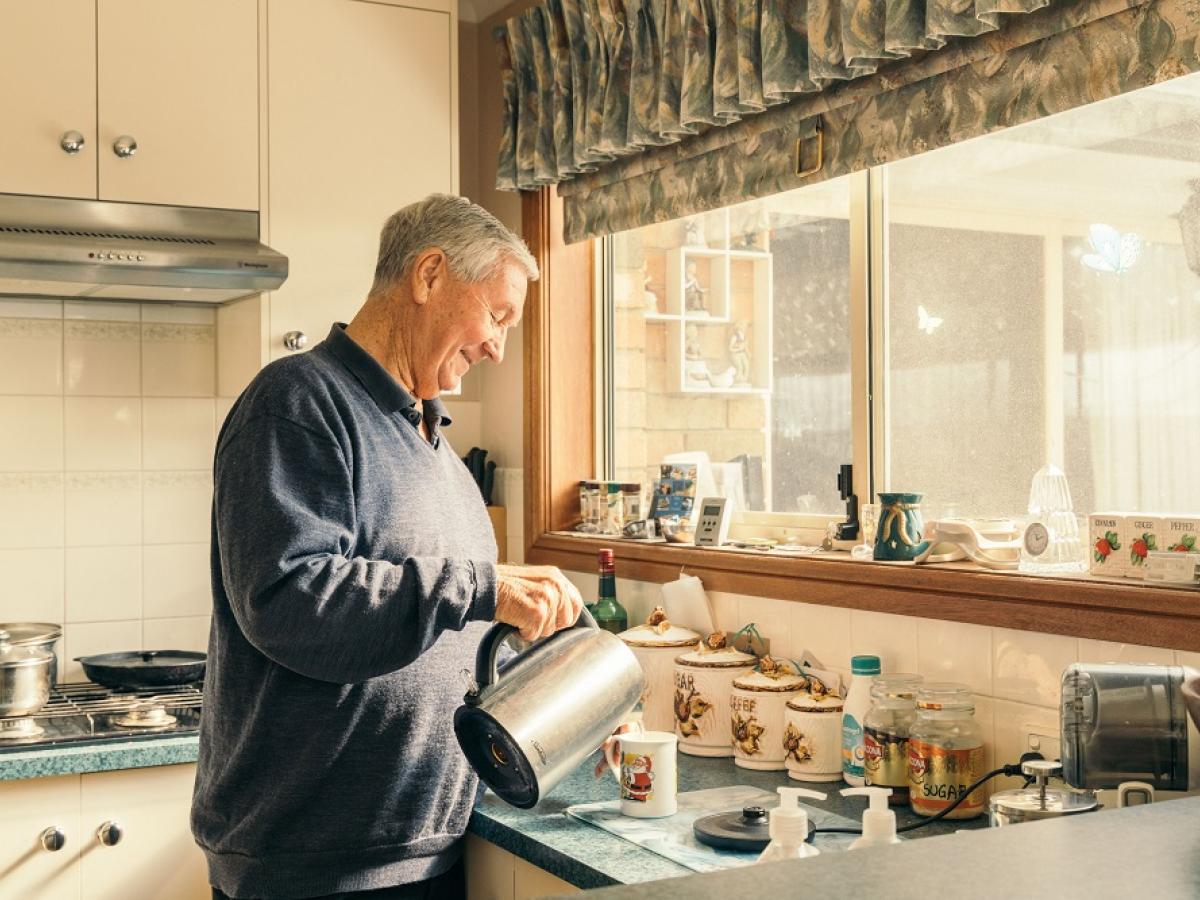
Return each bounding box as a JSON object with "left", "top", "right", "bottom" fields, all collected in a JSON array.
[{"left": 472, "top": 607, "right": 598, "bottom": 696}]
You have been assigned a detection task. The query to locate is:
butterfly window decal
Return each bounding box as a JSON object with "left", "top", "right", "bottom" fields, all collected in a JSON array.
[
  {"left": 917, "top": 305, "right": 943, "bottom": 335},
  {"left": 1081, "top": 223, "right": 1142, "bottom": 275}
]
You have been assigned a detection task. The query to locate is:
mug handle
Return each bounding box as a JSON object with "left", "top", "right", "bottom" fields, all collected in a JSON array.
[
  {"left": 602, "top": 721, "right": 645, "bottom": 783},
  {"left": 1116, "top": 781, "right": 1155, "bottom": 807}
]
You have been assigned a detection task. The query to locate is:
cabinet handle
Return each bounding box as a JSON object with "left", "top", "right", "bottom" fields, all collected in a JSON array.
[
  {"left": 60, "top": 131, "right": 86, "bottom": 154},
  {"left": 39, "top": 827, "right": 66, "bottom": 852},
  {"left": 112, "top": 135, "right": 138, "bottom": 159},
  {"left": 283, "top": 330, "right": 308, "bottom": 352},
  {"left": 96, "top": 821, "right": 123, "bottom": 847}
]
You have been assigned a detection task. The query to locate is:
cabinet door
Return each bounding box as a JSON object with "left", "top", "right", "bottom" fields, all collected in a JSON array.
[
  {"left": 267, "top": 0, "right": 453, "bottom": 360},
  {"left": 0, "top": 775, "right": 82, "bottom": 900},
  {"left": 514, "top": 857, "right": 580, "bottom": 898},
  {"left": 96, "top": 0, "right": 258, "bottom": 209},
  {"left": 465, "top": 833, "right": 515, "bottom": 900},
  {"left": 79, "top": 764, "right": 209, "bottom": 900},
  {"left": 0, "top": 0, "right": 97, "bottom": 199}
]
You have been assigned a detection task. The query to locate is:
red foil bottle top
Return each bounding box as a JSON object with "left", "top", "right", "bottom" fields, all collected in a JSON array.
[{"left": 597, "top": 548, "right": 615, "bottom": 572}]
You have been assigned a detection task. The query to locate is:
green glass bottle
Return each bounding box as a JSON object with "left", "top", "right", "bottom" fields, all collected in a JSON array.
[{"left": 589, "top": 548, "right": 628, "bottom": 635}]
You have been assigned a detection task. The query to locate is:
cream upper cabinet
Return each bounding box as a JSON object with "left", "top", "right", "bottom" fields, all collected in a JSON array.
[
  {"left": 0, "top": 775, "right": 82, "bottom": 900},
  {"left": 267, "top": 0, "right": 454, "bottom": 359},
  {"left": 97, "top": 0, "right": 259, "bottom": 209},
  {"left": 0, "top": 0, "right": 257, "bottom": 209},
  {"left": 0, "top": 0, "right": 98, "bottom": 199}
]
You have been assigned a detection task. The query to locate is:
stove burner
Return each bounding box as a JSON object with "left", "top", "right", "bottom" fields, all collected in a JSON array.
[
  {"left": 114, "top": 704, "right": 178, "bottom": 729},
  {"left": 0, "top": 717, "right": 45, "bottom": 741}
]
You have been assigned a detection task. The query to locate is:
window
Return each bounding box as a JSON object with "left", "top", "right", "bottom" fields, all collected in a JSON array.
[{"left": 602, "top": 71, "right": 1200, "bottom": 530}]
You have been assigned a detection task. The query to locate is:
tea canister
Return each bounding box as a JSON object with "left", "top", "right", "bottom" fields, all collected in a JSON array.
[
  {"left": 673, "top": 645, "right": 755, "bottom": 757},
  {"left": 619, "top": 619, "right": 701, "bottom": 733},
  {"left": 730, "top": 668, "right": 809, "bottom": 771},
  {"left": 784, "top": 688, "right": 844, "bottom": 782}
]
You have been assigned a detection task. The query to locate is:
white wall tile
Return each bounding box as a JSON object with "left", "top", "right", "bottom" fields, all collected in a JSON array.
[
  {"left": 738, "top": 595, "right": 792, "bottom": 658},
  {"left": 0, "top": 298, "right": 62, "bottom": 319},
  {"left": 0, "top": 548, "right": 64, "bottom": 622},
  {"left": 0, "top": 473, "right": 64, "bottom": 548},
  {"left": 65, "top": 547, "right": 142, "bottom": 623},
  {"left": 64, "top": 397, "right": 141, "bottom": 471},
  {"left": 789, "top": 602, "right": 851, "bottom": 672},
  {"left": 216, "top": 397, "right": 236, "bottom": 431},
  {"left": 849, "top": 609, "right": 919, "bottom": 674},
  {"left": 144, "top": 544, "right": 211, "bottom": 618},
  {"left": 143, "top": 472, "right": 212, "bottom": 544},
  {"left": 63, "top": 320, "right": 140, "bottom": 396},
  {"left": 64, "top": 620, "right": 142, "bottom": 682},
  {"left": 0, "top": 318, "right": 63, "bottom": 395},
  {"left": 64, "top": 301, "right": 139, "bottom": 322},
  {"left": 143, "top": 615, "right": 211, "bottom": 653},
  {"left": 64, "top": 472, "right": 142, "bottom": 547},
  {"left": 0, "top": 397, "right": 62, "bottom": 470},
  {"left": 563, "top": 569, "right": 597, "bottom": 603},
  {"left": 974, "top": 695, "right": 997, "bottom": 776},
  {"left": 993, "top": 699, "right": 1061, "bottom": 791},
  {"left": 142, "top": 399, "right": 215, "bottom": 470},
  {"left": 707, "top": 590, "right": 741, "bottom": 635},
  {"left": 918, "top": 619, "right": 993, "bottom": 696},
  {"left": 142, "top": 324, "right": 216, "bottom": 397},
  {"left": 993, "top": 628, "right": 1077, "bottom": 708},
  {"left": 1178, "top": 650, "right": 1200, "bottom": 669},
  {"left": 616, "top": 578, "right": 665, "bottom": 626},
  {"left": 1076, "top": 640, "right": 1175, "bottom": 666}
]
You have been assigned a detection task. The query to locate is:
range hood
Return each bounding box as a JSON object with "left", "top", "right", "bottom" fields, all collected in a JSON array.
[{"left": 0, "top": 193, "right": 287, "bottom": 305}]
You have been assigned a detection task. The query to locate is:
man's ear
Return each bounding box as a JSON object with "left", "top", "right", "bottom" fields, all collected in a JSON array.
[{"left": 409, "top": 249, "right": 446, "bottom": 305}]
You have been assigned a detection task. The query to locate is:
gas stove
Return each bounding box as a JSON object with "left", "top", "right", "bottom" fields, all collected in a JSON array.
[{"left": 0, "top": 682, "right": 201, "bottom": 752}]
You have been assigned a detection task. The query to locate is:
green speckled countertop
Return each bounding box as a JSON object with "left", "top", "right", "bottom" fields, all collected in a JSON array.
[{"left": 0, "top": 734, "right": 200, "bottom": 781}]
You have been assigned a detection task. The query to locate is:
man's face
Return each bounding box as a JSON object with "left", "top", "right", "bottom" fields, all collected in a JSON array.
[{"left": 417, "top": 257, "right": 527, "bottom": 398}]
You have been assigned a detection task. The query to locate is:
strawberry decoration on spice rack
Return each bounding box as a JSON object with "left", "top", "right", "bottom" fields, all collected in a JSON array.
[
  {"left": 1094, "top": 530, "right": 1121, "bottom": 564},
  {"left": 1130, "top": 531, "right": 1157, "bottom": 567}
]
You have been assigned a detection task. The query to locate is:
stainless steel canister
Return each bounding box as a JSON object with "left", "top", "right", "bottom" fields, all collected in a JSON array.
[
  {"left": 454, "top": 609, "right": 644, "bottom": 808},
  {"left": 0, "top": 629, "right": 55, "bottom": 716},
  {"left": 0, "top": 623, "right": 62, "bottom": 684}
]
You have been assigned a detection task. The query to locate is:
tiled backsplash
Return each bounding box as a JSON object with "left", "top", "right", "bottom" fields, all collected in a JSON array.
[{"left": 0, "top": 297, "right": 224, "bottom": 681}]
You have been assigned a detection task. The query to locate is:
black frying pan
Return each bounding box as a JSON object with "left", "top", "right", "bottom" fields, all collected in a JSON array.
[{"left": 76, "top": 650, "right": 206, "bottom": 690}]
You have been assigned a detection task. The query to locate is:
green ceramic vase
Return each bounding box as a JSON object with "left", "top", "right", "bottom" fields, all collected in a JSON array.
[{"left": 873, "top": 492, "right": 930, "bottom": 561}]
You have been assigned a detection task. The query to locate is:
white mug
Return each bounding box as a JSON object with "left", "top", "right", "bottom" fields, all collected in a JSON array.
[{"left": 608, "top": 730, "right": 678, "bottom": 818}]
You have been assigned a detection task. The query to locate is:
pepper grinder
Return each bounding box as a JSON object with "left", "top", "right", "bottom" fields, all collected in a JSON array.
[{"left": 836, "top": 463, "right": 859, "bottom": 541}]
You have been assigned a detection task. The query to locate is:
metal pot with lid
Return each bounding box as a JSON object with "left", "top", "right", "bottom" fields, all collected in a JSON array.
[
  {"left": 988, "top": 759, "right": 1100, "bottom": 826},
  {"left": 0, "top": 629, "right": 56, "bottom": 717},
  {"left": 454, "top": 609, "right": 643, "bottom": 809},
  {"left": 0, "top": 622, "right": 62, "bottom": 684}
]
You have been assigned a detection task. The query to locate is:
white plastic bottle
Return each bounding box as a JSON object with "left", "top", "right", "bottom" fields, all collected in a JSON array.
[
  {"left": 756, "top": 787, "right": 826, "bottom": 863},
  {"left": 842, "top": 654, "right": 881, "bottom": 786},
  {"left": 841, "top": 786, "right": 901, "bottom": 849}
]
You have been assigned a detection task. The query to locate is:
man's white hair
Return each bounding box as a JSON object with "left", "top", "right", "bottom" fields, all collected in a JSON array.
[{"left": 371, "top": 193, "right": 538, "bottom": 294}]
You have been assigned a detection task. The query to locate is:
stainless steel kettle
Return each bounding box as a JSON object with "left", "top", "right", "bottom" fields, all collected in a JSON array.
[{"left": 454, "top": 609, "right": 644, "bottom": 808}]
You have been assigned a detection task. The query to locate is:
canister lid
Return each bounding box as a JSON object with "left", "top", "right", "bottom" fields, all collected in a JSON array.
[
  {"left": 733, "top": 670, "right": 808, "bottom": 692},
  {"left": 0, "top": 622, "right": 63, "bottom": 646},
  {"left": 676, "top": 646, "right": 756, "bottom": 668},
  {"left": 0, "top": 630, "right": 55, "bottom": 669},
  {"left": 620, "top": 622, "right": 701, "bottom": 648},
  {"left": 786, "top": 692, "right": 843, "bottom": 712},
  {"left": 988, "top": 786, "right": 1099, "bottom": 820}
]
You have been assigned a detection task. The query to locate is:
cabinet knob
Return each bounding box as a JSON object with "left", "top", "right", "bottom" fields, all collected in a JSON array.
[
  {"left": 112, "top": 135, "right": 138, "bottom": 159},
  {"left": 283, "top": 330, "right": 308, "bottom": 352},
  {"left": 39, "top": 827, "right": 66, "bottom": 852},
  {"left": 60, "top": 131, "right": 86, "bottom": 154},
  {"left": 96, "top": 821, "right": 123, "bottom": 847}
]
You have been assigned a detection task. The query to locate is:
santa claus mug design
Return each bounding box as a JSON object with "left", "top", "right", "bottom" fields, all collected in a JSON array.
[{"left": 607, "top": 730, "right": 678, "bottom": 818}]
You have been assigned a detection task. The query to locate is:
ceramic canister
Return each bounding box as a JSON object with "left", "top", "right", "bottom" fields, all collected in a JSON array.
[
  {"left": 619, "top": 623, "right": 701, "bottom": 733},
  {"left": 784, "top": 690, "right": 845, "bottom": 782},
  {"left": 730, "top": 670, "right": 809, "bottom": 771},
  {"left": 673, "top": 646, "right": 756, "bottom": 757}
]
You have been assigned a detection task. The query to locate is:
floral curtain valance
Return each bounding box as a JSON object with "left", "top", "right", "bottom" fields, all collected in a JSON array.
[{"left": 495, "top": 0, "right": 1067, "bottom": 193}]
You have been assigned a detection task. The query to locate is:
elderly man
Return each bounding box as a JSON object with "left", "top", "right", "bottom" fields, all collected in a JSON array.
[{"left": 192, "top": 194, "right": 583, "bottom": 900}]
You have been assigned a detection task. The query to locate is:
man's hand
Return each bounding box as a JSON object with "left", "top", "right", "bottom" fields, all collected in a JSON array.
[{"left": 495, "top": 564, "right": 585, "bottom": 642}]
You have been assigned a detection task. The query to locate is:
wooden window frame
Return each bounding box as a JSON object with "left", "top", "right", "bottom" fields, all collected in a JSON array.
[{"left": 521, "top": 187, "right": 1200, "bottom": 653}]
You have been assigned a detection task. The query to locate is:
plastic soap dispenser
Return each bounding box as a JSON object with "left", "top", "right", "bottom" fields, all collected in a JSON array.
[
  {"left": 756, "top": 787, "right": 826, "bottom": 863},
  {"left": 841, "top": 787, "right": 901, "bottom": 849}
]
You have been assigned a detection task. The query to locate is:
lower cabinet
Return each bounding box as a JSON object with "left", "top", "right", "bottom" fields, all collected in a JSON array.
[
  {"left": 0, "top": 764, "right": 208, "bottom": 900},
  {"left": 465, "top": 834, "right": 580, "bottom": 900}
]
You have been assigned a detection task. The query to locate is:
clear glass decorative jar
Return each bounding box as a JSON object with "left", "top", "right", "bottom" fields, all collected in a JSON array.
[
  {"left": 906, "top": 683, "right": 986, "bottom": 819},
  {"left": 863, "top": 674, "right": 923, "bottom": 805}
]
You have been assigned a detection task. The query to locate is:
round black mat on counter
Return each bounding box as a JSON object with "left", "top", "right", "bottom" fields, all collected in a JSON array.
[{"left": 693, "top": 805, "right": 816, "bottom": 852}]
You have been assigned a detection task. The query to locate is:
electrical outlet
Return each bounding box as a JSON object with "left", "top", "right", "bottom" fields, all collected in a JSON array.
[{"left": 1025, "top": 725, "right": 1061, "bottom": 762}]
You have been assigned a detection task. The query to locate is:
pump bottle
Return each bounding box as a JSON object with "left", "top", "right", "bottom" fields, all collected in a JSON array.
[
  {"left": 841, "top": 787, "right": 901, "bottom": 849},
  {"left": 756, "top": 787, "right": 826, "bottom": 863}
]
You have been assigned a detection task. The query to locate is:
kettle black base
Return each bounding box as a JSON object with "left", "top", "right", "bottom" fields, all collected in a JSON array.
[{"left": 454, "top": 706, "right": 541, "bottom": 809}]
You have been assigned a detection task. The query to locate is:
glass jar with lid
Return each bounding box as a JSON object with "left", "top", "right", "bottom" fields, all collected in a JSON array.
[
  {"left": 906, "top": 682, "right": 986, "bottom": 819},
  {"left": 863, "top": 673, "right": 923, "bottom": 805}
]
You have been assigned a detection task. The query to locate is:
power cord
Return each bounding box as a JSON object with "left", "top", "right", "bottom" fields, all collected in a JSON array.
[{"left": 813, "top": 752, "right": 1044, "bottom": 836}]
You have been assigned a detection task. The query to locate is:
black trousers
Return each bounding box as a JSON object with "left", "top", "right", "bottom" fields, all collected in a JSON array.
[{"left": 212, "top": 856, "right": 465, "bottom": 900}]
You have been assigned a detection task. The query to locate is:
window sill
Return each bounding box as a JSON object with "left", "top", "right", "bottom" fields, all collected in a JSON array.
[{"left": 526, "top": 531, "right": 1200, "bottom": 653}]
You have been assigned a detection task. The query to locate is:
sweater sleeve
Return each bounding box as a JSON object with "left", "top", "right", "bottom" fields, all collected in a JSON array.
[{"left": 214, "top": 414, "right": 498, "bottom": 683}]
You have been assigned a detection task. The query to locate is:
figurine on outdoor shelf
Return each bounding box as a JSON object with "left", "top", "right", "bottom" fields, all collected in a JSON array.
[
  {"left": 683, "top": 261, "right": 709, "bottom": 314},
  {"left": 729, "top": 320, "right": 751, "bottom": 384},
  {"left": 643, "top": 267, "right": 660, "bottom": 314},
  {"left": 684, "top": 323, "right": 709, "bottom": 384}
]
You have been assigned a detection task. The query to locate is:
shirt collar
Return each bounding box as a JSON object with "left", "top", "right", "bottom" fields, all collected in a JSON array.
[{"left": 323, "top": 323, "right": 453, "bottom": 429}]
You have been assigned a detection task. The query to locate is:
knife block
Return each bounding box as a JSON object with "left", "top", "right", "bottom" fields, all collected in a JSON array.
[{"left": 487, "top": 506, "right": 508, "bottom": 562}]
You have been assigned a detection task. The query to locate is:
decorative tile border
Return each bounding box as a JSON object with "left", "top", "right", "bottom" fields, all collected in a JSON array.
[
  {"left": 0, "top": 473, "right": 64, "bottom": 492},
  {"left": 0, "top": 318, "right": 63, "bottom": 338},
  {"left": 63, "top": 320, "right": 140, "bottom": 342},
  {"left": 141, "top": 323, "right": 216, "bottom": 344},
  {"left": 64, "top": 472, "right": 142, "bottom": 491},
  {"left": 143, "top": 470, "right": 211, "bottom": 491}
]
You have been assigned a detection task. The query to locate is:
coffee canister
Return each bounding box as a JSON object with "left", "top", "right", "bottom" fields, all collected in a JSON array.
[
  {"left": 673, "top": 646, "right": 755, "bottom": 757},
  {"left": 731, "top": 669, "right": 809, "bottom": 771},
  {"left": 784, "top": 689, "right": 844, "bottom": 782},
  {"left": 619, "top": 620, "right": 700, "bottom": 733}
]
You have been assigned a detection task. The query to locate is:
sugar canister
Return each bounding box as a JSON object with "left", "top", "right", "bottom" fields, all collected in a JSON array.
[
  {"left": 730, "top": 662, "right": 809, "bottom": 771},
  {"left": 784, "top": 683, "right": 844, "bottom": 783},
  {"left": 907, "top": 682, "right": 986, "bottom": 819},
  {"left": 673, "top": 643, "right": 755, "bottom": 757},
  {"left": 619, "top": 611, "right": 700, "bottom": 733}
]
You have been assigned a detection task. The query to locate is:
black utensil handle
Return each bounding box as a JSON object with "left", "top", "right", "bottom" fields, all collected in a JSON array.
[{"left": 471, "top": 607, "right": 598, "bottom": 697}]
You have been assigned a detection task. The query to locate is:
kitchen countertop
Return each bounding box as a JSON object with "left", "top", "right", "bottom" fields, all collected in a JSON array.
[
  {"left": 0, "top": 734, "right": 200, "bottom": 781},
  {"left": 566, "top": 794, "right": 1200, "bottom": 899}
]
